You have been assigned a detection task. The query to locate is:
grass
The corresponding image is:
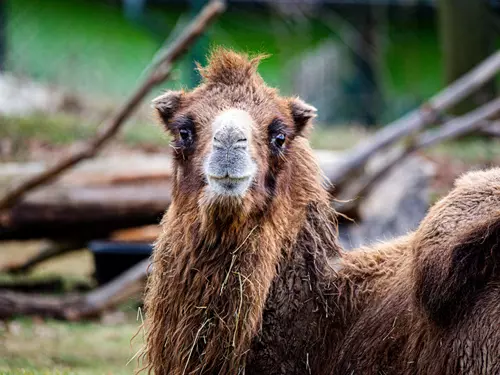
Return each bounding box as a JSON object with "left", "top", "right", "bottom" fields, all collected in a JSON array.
[
  {"left": 0, "top": 317, "right": 145, "bottom": 374},
  {"left": 310, "top": 125, "right": 370, "bottom": 151},
  {"left": 0, "top": 114, "right": 166, "bottom": 147},
  {"left": 0, "top": 113, "right": 168, "bottom": 161},
  {"left": 427, "top": 136, "right": 500, "bottom": 164},
  {"left": 0, "top": 113, "right": 366, "bottom": 163},
  {"left": 6, "top": 0, "right": 445, "bottom": 123},
  {"left": 0, "top": 241, "right": 145, "bottom": 375}
]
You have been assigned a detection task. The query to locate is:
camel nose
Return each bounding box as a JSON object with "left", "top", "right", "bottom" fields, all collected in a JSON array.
[{"left": 213, "top": 124, "right": 248, "bottom": 150}]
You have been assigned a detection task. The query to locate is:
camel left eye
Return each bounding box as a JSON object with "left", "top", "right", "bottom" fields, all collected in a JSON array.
[
  {"left": 179, "top": 128, "right": 192, "bottom": 142},
  {"left": 274, "top": 133, "right": 286, "bottom": 147}
]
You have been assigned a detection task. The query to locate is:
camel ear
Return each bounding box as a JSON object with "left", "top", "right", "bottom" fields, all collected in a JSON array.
[
  {"left": 290, "top": 97, "right": 317, "bottom": 135},
  {"left": 152, "top": 91, "right": 183, "bottom": 128}
]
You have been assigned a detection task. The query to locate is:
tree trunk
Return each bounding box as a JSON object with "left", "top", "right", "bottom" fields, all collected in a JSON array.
[
  {"left": 438, "top": 0, "right": 496, "bottom": 115},
  {"left": 0, "top": 155, "right": 173, "bottom": 240},
  {"left": 0, "top": 0, "right": 6, "bottom": 71},
  {"left": 189, "top": 0, "right": 209, "bottom": 88},
  {"left": 351, "top": 6, "right": 379, "bottom": 126}
]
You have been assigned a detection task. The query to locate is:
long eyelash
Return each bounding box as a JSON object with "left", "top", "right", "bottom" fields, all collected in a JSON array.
[{"left": 168, "top": 115, "right": 197, "bottom": 162}]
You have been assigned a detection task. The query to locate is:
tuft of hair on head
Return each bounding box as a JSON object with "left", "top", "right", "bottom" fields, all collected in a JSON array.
[{"left": 196, "top": 47, "right": 271, "bottom": 85}]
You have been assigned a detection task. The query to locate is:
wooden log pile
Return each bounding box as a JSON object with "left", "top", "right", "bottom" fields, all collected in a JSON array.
[
  {"left": 0, "top": 155, "right": 173, "bottom": 240},
  {"left": 0, "top": 151, "right": 353, "bottom": 241}
]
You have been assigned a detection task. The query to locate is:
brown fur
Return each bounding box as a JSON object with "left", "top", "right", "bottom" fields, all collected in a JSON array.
[
  {"left": 142, "top": 49, "right": 500, "bottom": 374},
  {"left": 143, "top": 48, "right": 336, "bottom": 374},
  {"left": 332, "top": 169, "right": 500, "bottom": 374}
]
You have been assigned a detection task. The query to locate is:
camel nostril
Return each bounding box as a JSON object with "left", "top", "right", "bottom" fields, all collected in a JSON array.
[
  {"left": 213, "top": 135, "right": 248, "bottom": 149},
  {"left": 213, "top": 137, "right": 224, "bottom": 149},
  {"left": 233, "top": 138, "right": 248, "bottom": 149}
]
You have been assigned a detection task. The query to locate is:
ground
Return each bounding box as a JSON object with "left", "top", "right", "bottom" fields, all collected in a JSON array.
[
  {"left": 0, "top": 114, "right": 499, "bottom": 374},
  {"left": 0, "top": 244, "right": 145, "bottom": 375},
  {"left": 1, "top": 318, "right": 143, "bottom": 375}
]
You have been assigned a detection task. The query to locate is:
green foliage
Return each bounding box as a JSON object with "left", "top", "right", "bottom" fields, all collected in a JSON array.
[
  {"left": 6, "top": 0, "right": 165, "bottom": 98},
  {"left": 380, "top": 15, "right": 442, "bottom": 121}
]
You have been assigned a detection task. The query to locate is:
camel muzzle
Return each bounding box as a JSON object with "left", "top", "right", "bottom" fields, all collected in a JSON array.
[{"left": 204, "top": 108, "right": 256, "bottom": 197}]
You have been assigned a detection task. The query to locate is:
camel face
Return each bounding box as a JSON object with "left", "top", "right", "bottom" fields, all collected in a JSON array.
[
  {"left": 204, "top": 108, "right": 257, "bottom": 197},
  {"left": 152, "top": 48, "right": 317, "bottom": 214}
]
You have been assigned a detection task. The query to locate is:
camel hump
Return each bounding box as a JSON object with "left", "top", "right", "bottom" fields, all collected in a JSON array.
[{"left": 413, "top": 167, "right": 500, "bottom": 327}]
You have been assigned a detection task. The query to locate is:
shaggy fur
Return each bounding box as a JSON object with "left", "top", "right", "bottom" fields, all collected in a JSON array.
[
  {"left": 143, "top": 48, "right": 336, "bottom": 374},
  {"left": 332, "top": 169, "right": 500, "bottom": 374},
  {"left": 143, "top": 49, "right": 500, "bottom": 374}
]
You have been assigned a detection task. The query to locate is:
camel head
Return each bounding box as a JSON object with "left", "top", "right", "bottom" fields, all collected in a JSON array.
[{"left": 153, "top": 48, "right": 318, "bottom": 221}]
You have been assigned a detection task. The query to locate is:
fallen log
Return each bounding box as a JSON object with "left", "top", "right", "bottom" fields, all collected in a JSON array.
[
  {"left": 0, "top": 258, "right": 150, "bottom": 320},
  {"left": 2, "top": 240, "right": 86, "bottom": 273},
  {"left": 0, "top": 154, "right": 173, "bottom": 240},
  {"left": 329, "top": 50, "right": 500, "bottom": 190},
  {"left": 0, "top": 151, "right": 341, "bottom": 240},
  {"left": 336, "top": 98, "right": 500, "bottom": 214}
]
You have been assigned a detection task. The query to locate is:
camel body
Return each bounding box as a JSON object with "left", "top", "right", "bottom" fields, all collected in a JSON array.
[
  {"left": 143, "top": 49, "right": 500, "bottom": 375},
  {"left": 247, "top": 169, "right": 500, "bottom": 375}
]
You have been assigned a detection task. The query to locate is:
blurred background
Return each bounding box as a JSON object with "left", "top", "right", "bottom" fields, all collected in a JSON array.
[{"left": 1, "top": 1, "right": 500, "bottom": 374}]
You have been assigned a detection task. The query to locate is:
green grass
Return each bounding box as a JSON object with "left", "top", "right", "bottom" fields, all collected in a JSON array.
[
  {"left": 427, "top": 136, "right": 500, "bottom": 164},
  {"left": 0, "top": 113, "right": 364, "bottom": 157},
  {"left": 309, "top": 125, "right": 369, "bottom": 151},
  {"left": 0, "top": 242, "right": 144, "bottom": 375},
  {"left": 2, "top": 112, "right": 498, "bottom": 163},
  {"left": 6, "top": 0, "right": 167, "bottom": 98},
  {"left": 0, "top": 115, "right": 97, "bottom": 145},
  {"left": 0, "top": 113, "right": 168, "bottom": 161},
  {"left": 0, "top": 318, "right": 145, "bottom": 375},
  {"left": 6, "top": 0, "right": 322, "bottom": 97}
]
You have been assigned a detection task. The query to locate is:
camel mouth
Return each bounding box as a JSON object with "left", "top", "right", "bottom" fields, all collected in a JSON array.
[{"left": 206, "top": 175, "right": 253, "bottom": 196}]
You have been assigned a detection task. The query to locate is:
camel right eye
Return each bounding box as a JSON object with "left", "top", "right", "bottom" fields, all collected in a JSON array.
[
  {"left": 274, "top": 133, "right": 286, "bottom": 147},
  {"left": 179, "top": 128, "right": 192, "bottom": 142}
]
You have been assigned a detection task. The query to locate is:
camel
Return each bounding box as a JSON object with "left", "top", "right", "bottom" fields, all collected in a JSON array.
[{"left": 142, "top": 48, "right": 500, "bottom": 374}]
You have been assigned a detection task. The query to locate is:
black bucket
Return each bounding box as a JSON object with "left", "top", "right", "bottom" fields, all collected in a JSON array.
[{"left": 88, "top": 240, "right": 153, "bottom": 285}]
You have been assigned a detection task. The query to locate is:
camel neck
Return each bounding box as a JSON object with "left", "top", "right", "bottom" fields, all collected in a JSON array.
[{"left": 245, "top": 202, "right": 349, "bottom": 374}]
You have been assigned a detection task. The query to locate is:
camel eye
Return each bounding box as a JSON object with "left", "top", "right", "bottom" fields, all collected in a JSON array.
[
  {"left": 179, "top": 128, "right": 192, "bottom": 142},
  {"left": 274, "top": 133, "right": 286, "bottom": 148}
]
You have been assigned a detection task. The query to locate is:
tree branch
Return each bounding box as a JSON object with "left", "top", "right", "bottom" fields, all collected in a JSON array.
[
  {"left": 0, "top": 0, "right": 226, "bottom": 210},
  {"left": 337, "top": 97, "right": 500, "bottom": 214},
  {"left": 0, "top": 258, "right": 151, "bottom": 320},
  {"left": 3, "top": 240, "right": 85, "bottom": 274},
  {"left": 66, "top": 258, "right": 151, "bottom": 320},
  {"left": 480, "top": 122, "right": 500, "bottom": 137},
  {"left": 329, "top": 50, "right": 500, "bottom": 189}
]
